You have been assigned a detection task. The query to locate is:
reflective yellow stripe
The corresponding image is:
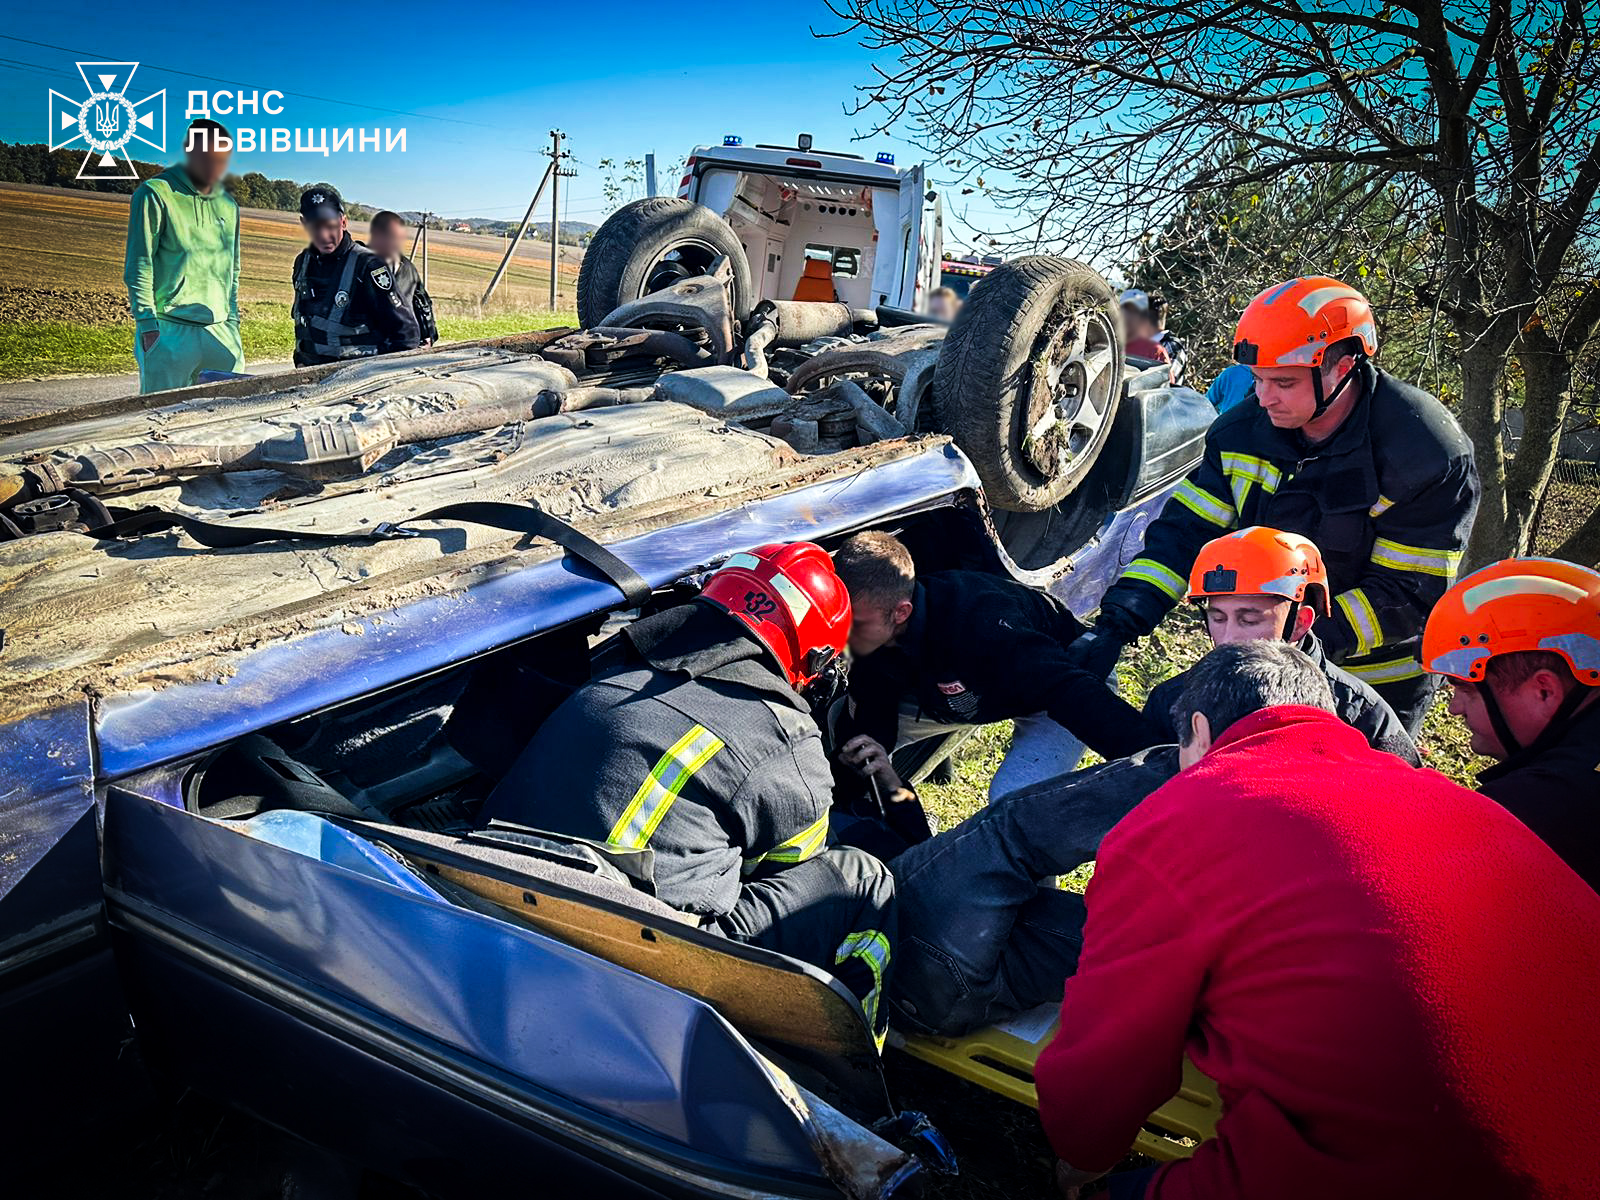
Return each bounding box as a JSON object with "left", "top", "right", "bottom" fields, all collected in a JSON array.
[
  {"left": 746, "top": 813, "right": 830, "bottom": 870},
  {"left": 835, "top": 929, "right": 891, "bottom": 1036},
  {"left": 1369, "top": 495, "right": 1395, "bottom": 518},
  {"left": 1345, "top": 656, "right": 1425, "bottom": 684},
  {"left": 1219, "top": 452, "right": 1284, "bottom": 511},
  {"left": 1171, "top": 479, "right": 1235, "bottom": 527},
  {"left": 1122, "top": 557, "right": 1187, "bottom": 600},
  {"left": 1335, "top": 588, "right": 1383, "bottom": 656},
  {"left": 1370, "top": 537, "right": 1463, "bottom": 579},
  {"left": 607, "top": 724, "right": 725, "bottom": 849}
]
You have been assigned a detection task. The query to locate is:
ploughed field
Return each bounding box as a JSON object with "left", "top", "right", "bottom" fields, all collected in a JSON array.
[{"left": 0, "top": 183, "right": 581, "bottom": 379}]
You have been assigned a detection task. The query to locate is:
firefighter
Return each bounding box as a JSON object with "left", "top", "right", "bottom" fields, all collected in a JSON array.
[
  {"left": 291, "top": 186, "right": 420, "bottom": 366},
  {"left": 480, "top": 543, "right": 896, "bottom": 1037},
  {"left": 1146, "top": 526, "right": 1419, "bottom": 764},
  {"left": 1423, "top": 557, "right": 1600, "bottom": 890},
  {"left": 1071, "top": 277, "right": 1479, "bottom": 734}
]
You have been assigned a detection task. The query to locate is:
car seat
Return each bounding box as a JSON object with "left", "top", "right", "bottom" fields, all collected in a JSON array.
[{"left": 794, "top": 258, "right": 837, "bottom": 303}]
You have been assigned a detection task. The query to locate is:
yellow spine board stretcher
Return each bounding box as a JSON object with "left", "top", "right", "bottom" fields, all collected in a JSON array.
[{"left": 894, "top": 1005, "right": 1221, "bottom": 1163}]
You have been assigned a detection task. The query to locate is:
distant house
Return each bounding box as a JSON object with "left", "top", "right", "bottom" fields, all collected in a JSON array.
[{"left": 451, "top": 222, "right": 472, "bottom": 233}]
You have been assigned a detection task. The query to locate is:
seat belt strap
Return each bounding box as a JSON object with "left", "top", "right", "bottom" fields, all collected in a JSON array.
[{"left": 84, "top": 500, "right": 653, "bottom": 607}]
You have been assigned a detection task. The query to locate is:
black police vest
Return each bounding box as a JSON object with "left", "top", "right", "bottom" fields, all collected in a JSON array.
[{"left": 293, "top": 245, "right": 383, "bottom": 360}]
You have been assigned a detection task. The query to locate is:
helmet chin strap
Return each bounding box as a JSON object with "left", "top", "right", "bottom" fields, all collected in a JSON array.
[
  {"left": 1310, "top": 353, "right": 1365, "bottom": 420},
  {"left": 1478, "top": 678, "right": 1594, "bottom": 760}
]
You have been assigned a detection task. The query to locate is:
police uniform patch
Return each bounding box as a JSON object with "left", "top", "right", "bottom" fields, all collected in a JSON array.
[
  {"left": 371, "top": 266, "right": 392, "bottom": 291},
  {"left": 334, "top": 290, "right": 350, "bottom": 309}
]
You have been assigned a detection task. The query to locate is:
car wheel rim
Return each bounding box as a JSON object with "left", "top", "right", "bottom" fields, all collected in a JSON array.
[
  {"left": 641, "top": 239, "right": 720, "bottom": 297},
  {"left": 1019, "top": 308, "right": 1118, "bottom": 486}
]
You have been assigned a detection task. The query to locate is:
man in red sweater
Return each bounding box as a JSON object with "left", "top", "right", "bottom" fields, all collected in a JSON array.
[{"left": 1036, "top": 640, "right": 1600, "bottom": 1200}]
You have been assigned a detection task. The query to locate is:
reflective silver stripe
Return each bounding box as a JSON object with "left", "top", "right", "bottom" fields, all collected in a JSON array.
[
  {"left": 1345, "top": 656, "right": 1425, "bottom": 684},
  {"left": 1122, "top": 557, "right": 1187, "bottom": 600},
  {"left": 1336, "top": 588, "right": 1383, "bottom": 656},
  {"left": 1370, "top": 537, "right": 1462, "bottom": 579},
  {"left": 607, "top": 724, "right": 725, "bottom": 850},
  {"left": 834, "top": 929, "right": 891, "bottom": 1033},
  {"left": 1171, "top": 479, "right": 1235, "bottom": 527},
  {"left": 745, "top": 813, "right": 829, "bottom": 871},
  {"left": 1369, "top": 495, "right": 1395, "bottom": 518}
]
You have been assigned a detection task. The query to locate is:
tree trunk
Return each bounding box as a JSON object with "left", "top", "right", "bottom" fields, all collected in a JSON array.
[
  {"left": 1457, "top": 329, "right": 1514, "bottom": 571},
  {"left": 1510, "top": 321, "right": 1574, "bottom": 556}
]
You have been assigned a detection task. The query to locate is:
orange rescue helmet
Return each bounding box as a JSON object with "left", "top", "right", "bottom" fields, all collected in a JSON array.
[
  {"left": 1233, "top": 277, "right": 1379, "bottom": 370},
  {"left": 1187, "top": 526, "right": 1331, "bottom": 616},
  {"left": 1422, "top": 558, "right": 1600, "bottom": 686},
  {"left": 700, "top": 542, "right": 852, "bottom": 690}
]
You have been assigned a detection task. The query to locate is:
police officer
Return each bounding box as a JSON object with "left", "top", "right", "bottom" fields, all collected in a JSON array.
[
  {"left": 1072, "top": 278, "right": 1480, "bottom": 733},
  {"left": 480, "top": 543, "right": 897, "bottom": 1039},
  {"left": 291, "top": 186, "right": 419, "bottom": 366},
  {"left": 1423, "top": 558, "right": 1600, "bottom": 889},
  {"left": 366, "top": 210, "right": 437, "bottom": 347}
]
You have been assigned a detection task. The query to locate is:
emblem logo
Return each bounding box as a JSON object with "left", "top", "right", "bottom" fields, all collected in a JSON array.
[
  {"left": 936, "top": 680, "right": 968, "bottom": 695},
  {"left": 371, "top": 266, "right": 392, "bottom": 291},
  {"left": 333, "top": 290, "right": 350, "bottom": 309},
  {"left": 310, "top": 192, "right": 325, "bottom": 205},
  {"left": 48, "top": 62, "right": 165, "bottom": 181}
]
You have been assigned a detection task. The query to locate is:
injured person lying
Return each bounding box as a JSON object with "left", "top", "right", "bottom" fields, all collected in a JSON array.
[{"left": 888, "top": 527, "right": 1418, "bottom": 1037}]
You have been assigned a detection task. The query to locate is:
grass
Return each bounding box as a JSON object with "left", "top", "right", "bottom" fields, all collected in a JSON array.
[
  {"left": 0, "top": 181, "right": 582, "bottom": 380},
  {"left": 0, "top": 305, "right": 578, "bottom": 380},
  {"left": 917, "top": 606, "right": 1491, "bottom": 852}
]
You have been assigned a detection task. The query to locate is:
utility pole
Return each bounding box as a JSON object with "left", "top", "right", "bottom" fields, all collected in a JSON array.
[
  {"left": 548, "top": 129, "right": 570, "bottom": 311},
  {"left": 480, "top": 161, "right": 554, "bottom": 307},
  {"left": 645, "top": 152, "right": 657, "bottom": 198},
  {"left": 421, "top": 213, "right": 431, "bottom": 288}
]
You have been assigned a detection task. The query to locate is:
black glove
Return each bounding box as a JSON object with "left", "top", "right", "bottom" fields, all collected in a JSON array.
[
  {"left": 1065, "top": 626, "right": 1126, "bottom": 679},
  {"left": 1067, "top": 605, "right": 1140, "bottom": 678}
]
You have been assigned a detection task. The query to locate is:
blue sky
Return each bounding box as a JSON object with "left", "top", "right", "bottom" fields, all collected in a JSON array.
[{"left": 0, "top": 0, "right": 1002, "bottom": 249}]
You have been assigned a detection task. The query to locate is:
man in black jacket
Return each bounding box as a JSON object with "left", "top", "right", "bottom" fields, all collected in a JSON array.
[
  {"left": 831, "top": 531, "right": 1165, "bottom": 820},
  {"left": 292, "top": 187, "right": 420, "bottom": 366},
  {"left": 1145, "top": 527, "right": 1418, "bottom": 764},
  {"left": 366, "top": 210, "right": 438, "bottom": 346},
  {"left": 481, "top": 543, "right": 897, "bottom": 1037},
  {"left": 1423, "top": 557, "right": 1600, "bottom": 891},
  {"left": 1072, "top": 277, "right": 1479, "bottom": 734}
]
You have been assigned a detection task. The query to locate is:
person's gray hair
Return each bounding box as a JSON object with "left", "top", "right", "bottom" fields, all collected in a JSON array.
[{"left": 1171, "top": 640, "right": 1336, "bottom": 746}]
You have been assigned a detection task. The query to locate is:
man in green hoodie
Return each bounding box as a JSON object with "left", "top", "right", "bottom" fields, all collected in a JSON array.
[{"left": 123, "top": 118, "right": 243, "bottom": 393}]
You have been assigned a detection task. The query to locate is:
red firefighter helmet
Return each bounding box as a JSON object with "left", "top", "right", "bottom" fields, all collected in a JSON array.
[
  {"left": 700, "top": 542, "right": 852, "bottom": 689},
  {"left": 1233, "top": 277, "right": 1379, "bottom": 370}
]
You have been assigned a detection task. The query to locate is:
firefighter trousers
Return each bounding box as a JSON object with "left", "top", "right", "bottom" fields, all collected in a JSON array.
[{"left": 711, "top": 845, "right": 897, "bottom": 1039}]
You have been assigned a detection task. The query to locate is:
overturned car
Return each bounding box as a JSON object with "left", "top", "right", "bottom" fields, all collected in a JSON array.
[{"left": 0, "top": 209, "right": 1215, "bottom": 1196}]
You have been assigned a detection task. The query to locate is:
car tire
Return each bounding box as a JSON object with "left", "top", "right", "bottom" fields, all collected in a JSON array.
[
  {"left": 932, "top": 256, "right": 1125, "bottom": 513},
  {"left": 577, "top": 198, "right": 754, "bottom": 328}
]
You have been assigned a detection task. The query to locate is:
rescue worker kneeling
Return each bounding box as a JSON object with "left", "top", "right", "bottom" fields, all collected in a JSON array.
[{"left": 480, "top": 543, "right": 896, "bottom": 1038}]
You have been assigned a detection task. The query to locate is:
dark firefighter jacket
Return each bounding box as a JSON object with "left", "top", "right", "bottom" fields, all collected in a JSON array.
[
  {"left": 482, "top": 601, "right": 834, "bottom": 917},
  {"left": 1097, "top": 362, "right": 1479, "bottom": 690},
  {"left": 1476, "top": 697, "right": 1600, "bottom": 892},
  {"left": 1143, "top": 631, "right": 1422, "bottom": 765},
  {"left": 292, "top": 232, "right": 420, "bottom": 366},
  {"left": 392, "top": 253, "right": 437, "bottom": 343},
  {"left": 842, "top": 570, "right": 1167, "bottom": 762}
]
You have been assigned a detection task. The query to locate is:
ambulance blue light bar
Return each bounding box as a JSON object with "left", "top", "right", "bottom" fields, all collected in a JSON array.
[
  {"left": 724, "top": 135, "right": 743, "bottom": 146},
  {"left": 876, "top": 152, "right": 895, "bottom": 164}
]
